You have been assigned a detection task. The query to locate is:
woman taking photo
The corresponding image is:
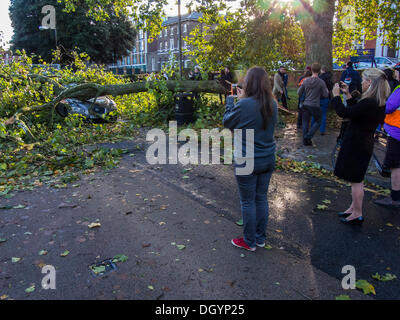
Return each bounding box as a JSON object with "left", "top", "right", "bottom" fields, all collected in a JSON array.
[
  {"left": 223, "top": 67, "right": 278, "bottom": 251},
  {"left": 331, "top": 68, "right": 391, "bottom": 224}
]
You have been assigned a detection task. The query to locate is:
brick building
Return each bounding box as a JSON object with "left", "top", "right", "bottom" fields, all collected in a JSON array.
[
  {"left": 109, "top": 12, "right": 202, "bottom": 75},
  {"left": 148, "top": 12, "right": 202, "bottom": 73}
]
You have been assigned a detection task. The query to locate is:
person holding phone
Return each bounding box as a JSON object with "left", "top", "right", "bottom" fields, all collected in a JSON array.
[
  {"left": 223, "top": 67, "right": 278, "bottom": 251},
  {"left": 331, "top": 68, "right": 391, "bottom": 224}
]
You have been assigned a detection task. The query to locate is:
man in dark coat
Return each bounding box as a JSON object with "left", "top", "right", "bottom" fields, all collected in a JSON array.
[
  {"left": 220, "top": 66, "right": 233, "bottom": 104},
  {"left": 340, "top": 62, "right": 362, "bottom": 105}
]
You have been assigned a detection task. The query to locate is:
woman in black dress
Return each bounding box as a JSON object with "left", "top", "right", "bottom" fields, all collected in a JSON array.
[{"left": 331, "top": 68, "right": 391, "bottom": 224}]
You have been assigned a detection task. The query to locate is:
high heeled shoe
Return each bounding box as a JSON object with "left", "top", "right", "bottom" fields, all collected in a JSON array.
[
  {"left": 340, "top": 216, "right": 364, "bottom": 225},
  {"left": 338, "top": 212, "right": 351, "bottom": 218}
]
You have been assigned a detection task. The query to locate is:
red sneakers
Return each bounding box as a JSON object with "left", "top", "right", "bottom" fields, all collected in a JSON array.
[{"left": 231, "top": 238, "right": 256, "bottom": 252}]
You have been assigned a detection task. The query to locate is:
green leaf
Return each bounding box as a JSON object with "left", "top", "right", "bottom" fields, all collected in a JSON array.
[
  {"left": 38, "top": 250, "right": 48, "bottom": 256},
  {"left": 316, "top": 204, "right": 328, "bottom": 210},
  {"left": 90, "top": 265, "right": 106, "bottom": 274},
  {"left": 372, "top": 273, "right": 397, "bottom": 282},
  {"left": 25, "top": 285, "right": 35, "bottom": 293},
  {"left": 335, "top": 295, "right": 351, "bottom": 300},
  {"left": 0, "top": 238, "right": 6, "bottom": 243},
  {"left": 264, "top": 244, "right": 272, "bottom": 250},
  {"left": 148, "top": 285, "right": 154, "bottom": 290},
  {"left": 60, "top": 250, "right": 70, "bottom": 257},
  {"left": 112, "top": 254, "right": 128, "bottom": 263},
  {"left": 356, "top": 280, "right": 376, "bottom": 295},
  {"left": 12, "top": 257, "right": 21, "bottom": 263},
  {"left": 13, "top": 205, "right": 26, "bottom": 209},
  {"left": 176, "top": 245, "right": 186, "bottom": 250}
]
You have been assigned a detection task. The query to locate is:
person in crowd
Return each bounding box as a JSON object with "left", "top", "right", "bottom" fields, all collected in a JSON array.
[
  {"left": 383, "top": 68, "right": 399, "bottom": 93},
  {"left": 297, "top": 68, "right": 312, "bottom": 129},
  {"left": 219, "top": 66, "right": 233, "bottom": 104},
  {"left": 298, "top": 63, "right": 329, "bottom": 146},
  {"left": 273, "top": 66, "right": 288, "bottom": 110},
  {"left": 223, "top": 67, "right": 278, "bottom": 252},
  {"left": 311, "top": 65, "right": 333, "bottom": 135},
  {"left": 340, "top": 61, "right": 362, "bottom": 106},
  {"left": 192, "top": 67, "right": 202, "bottom": 81},
  {"left": 283, "top": 69, "right": 290, "bottom": 101},
  {"left": 375, "top": 65, "right": 400, "bottom": 208},
  {"left": 331, "top": 68, "right": 391, "bottom": 224}
]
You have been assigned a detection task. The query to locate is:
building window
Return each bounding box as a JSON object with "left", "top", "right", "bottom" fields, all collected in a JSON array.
[
  {"left": 170, "top": 39, "right": 174, "bottom": 50},
  {"left": 165, "top": 41, "right": 168, "bottom": 50},
  {"left": 152, "top": 57, "right": 155, "bottom": 71},
  {"left": 160, "top": 42, "right": 163, "bottom": 51},
  {"left": 164, "top": 29, "right": 167, "bottom": 37},
  {"left": 139, "top": 30, "right": 143, "bottom": 39},
  {"left": 126, "top": 56, "right": 130, "bottom": 65},
  {"left": 134, "top": 56, "right": 137, "bottom": 64},
  {"left": 171, "top": 27, "right": 174, "bottom": 36},
  {"left": 183, "top": 24, "right": 187, "bottom": 33}
]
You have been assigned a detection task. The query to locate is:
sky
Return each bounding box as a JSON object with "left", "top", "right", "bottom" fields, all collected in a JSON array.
[{"left": 0, "top": 0, "right": 12, "bottom": 49}]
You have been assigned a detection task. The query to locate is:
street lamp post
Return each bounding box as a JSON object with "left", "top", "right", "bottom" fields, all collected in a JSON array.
[
  {"left": 39, "top": 26, "right": 58, "bottom": 50},
  {"left": 178, "top": 0, "right": 183, "bottom": 79}
]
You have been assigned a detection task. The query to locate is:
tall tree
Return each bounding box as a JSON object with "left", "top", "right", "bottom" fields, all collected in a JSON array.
[
  {"left": 292, "top": 0, "right": 335, "bottom": 67},
  {"left": 185, "top": 0, "right": 305, "bottom": 73},
  {"left": 9, "top": 0, "right": 137, "bottom": 64}
]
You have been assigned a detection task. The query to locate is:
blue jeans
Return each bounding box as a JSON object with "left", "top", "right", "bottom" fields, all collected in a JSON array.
[
  {"left": 235, "top": 163, "right": 274, "bottom": 248},
  {"left": 311, "top": 98, "right": 330, "bottom": 134}
]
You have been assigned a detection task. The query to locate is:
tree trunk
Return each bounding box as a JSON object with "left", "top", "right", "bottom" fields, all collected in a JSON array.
[{"left": 299, "top": 0, "right": 336, "bottom": 69}]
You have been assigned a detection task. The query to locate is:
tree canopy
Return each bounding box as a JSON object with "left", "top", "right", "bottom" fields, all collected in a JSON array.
[
  {"left": 58, "top": 0, "right": 399, "bottom": 69},
  {"left": 9, "top": 0, "right": 137, "bottom": 64}
]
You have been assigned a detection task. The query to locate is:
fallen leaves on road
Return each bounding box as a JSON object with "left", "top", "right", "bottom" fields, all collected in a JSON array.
[
  {"left": 60, "top": 250, "right": 70, "bottom": 257},
  {"left": 11, "top": 257, "right": 21, "bottom": 263},
  {"left": 0, "top": 204, "right": 26, "bottom": 210},
  {"left": 335, "top": 295, "right": 351, "bottom": 300},
  {"left": 88, "top": 222, "right": 101, "bottom": 229},
  {"left": 316, "top": 204, "right": 328, "bottom": 211},
  {"left": 372, "top": 273, "right": 397, "bottom": 282},
  {"left": 25, "top": 285, "right": 35, "bottom": 293},
  {"left": 113, "top": 254, "right": 129, "bottom": 263},
  {"left": 356, "top": 279, "right": 376, "bottom": 295},
  {"left": 38, "top": 250, "right": 48, "bottom": 256}
]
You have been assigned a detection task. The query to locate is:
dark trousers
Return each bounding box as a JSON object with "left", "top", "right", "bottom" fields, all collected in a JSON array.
[
  {"left": 281, "top": 92, "right": 288, "bottom": 109},
  {"left": 302, "top": 105, "right": 322, "bottom": 140},
  {"left": 297, "top": 101, "right": 303, "bottom": 128}
]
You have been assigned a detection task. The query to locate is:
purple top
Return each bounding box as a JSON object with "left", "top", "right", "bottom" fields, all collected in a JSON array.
[{"left": 384, "top": 86, "right": 400, "bottom": 142}]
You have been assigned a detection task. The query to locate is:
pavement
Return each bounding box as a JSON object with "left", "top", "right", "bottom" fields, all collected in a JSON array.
[
  {"left": 0, "top": 131, "right": 399, "bottom": 300},
  {"left": 276, "top": 123, "right": 390, "bottom": 189}
]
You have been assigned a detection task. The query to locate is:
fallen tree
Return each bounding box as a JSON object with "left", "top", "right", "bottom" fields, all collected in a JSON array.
[{"left": 7, "top": 79, "right": 229, "bottom": 120}]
